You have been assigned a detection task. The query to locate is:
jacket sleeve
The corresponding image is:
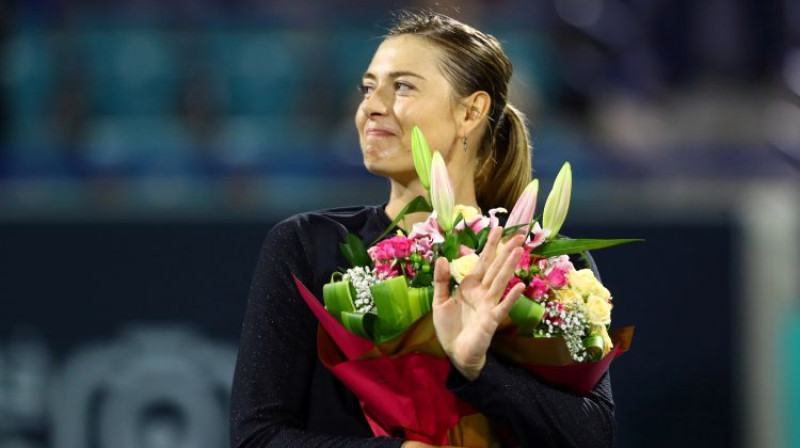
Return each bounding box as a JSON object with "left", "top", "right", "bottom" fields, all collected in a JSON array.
[
  {"left": 446, "top": 356, "right": 614, "bottom": 448},
  {"left": 444, "top": 250, "right": 615, "bottom": 448},
  {"left": 229, "top": 219, "right": 404, "bottom": 448}
]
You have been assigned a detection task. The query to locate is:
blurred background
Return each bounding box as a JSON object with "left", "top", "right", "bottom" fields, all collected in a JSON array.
[{"left": 1, "top": 0, "right": 799, "bottom": 447}]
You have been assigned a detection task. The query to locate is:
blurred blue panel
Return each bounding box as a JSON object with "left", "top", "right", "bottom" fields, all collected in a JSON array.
[
  {"left": 496, "top": 30, "right": 561, "bottom": 108},
  {"left": 208, "top": 30, "right": 306, "bottom": 116},
  {"left": 788, "top": 309, "right": 800, "bottom": 448},
  {"left": 331, "top": 30, "right": 379, "bottom": 95},
  {"left": 2, "top": 30, "right": 55, "bottom": 116},
  {"left": 4, "top": 115, "right": 65, "bottom": 174},
  {"left": 215, "top": 116, "right": 319, "bottom": 169},
  {"left": 80, "top": 29, "right": 177, "bottom": 115},
  {"left": 83, "top": 117, "right": 193, "bottom": 173}
]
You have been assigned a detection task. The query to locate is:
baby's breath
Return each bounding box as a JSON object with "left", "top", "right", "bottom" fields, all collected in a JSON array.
[
  {"left": 535, "top": 301, "right": 590, "bottom": 362},
  {"left": 342, "top": 267, "right": 379, "bottom": 314}
]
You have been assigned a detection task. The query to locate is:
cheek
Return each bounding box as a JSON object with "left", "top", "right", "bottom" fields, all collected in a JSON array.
[{"left": 354, "top": 105, "right": 366, "bottom": 130}]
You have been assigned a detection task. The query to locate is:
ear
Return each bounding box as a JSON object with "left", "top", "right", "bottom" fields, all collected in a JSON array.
[{"left": 460, "top": 91, "right": 491, "bottom": 137}]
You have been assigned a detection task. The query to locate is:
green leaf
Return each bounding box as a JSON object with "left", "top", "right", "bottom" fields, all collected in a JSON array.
[
  {"left": 532, "top": 238, "right": 644, "bottom": 258},
  {"left": 372, "top": 196, "right": 433, "bottom": 244},
  {"left": 458, "top": 223, "right": 478, "bottom": 248},
  {"left": 339, "top": 233, "right": 372, "bottom": 267},
  {"left": 502, "top": 223, "right": 529, "bottom": 237},
  {"left": 322, "top": 280, "right": 357, "bottom": 323},
  {"left": 476, "top": 227, "right": 491, "bottom": 252},
  {"left": 442, "top": 233, "right": 460, "bottom": 261},
  {"left": 341, "top": 311, "right": 376, "bottom": 339},
  {"left": 407, "top": 287, "right": 433, "bottom": 321},
  {"left": 508, "top": 296, "right": 546, "bottom": 335},
  {"left": 583, "top": 334, "right": 605, "bottom": 362},
  {"left": 410, "top": 271, "right": 433, "bottom": 288},
  {"left": 371, "top": 276, "right": 412, "bottom": 340}
]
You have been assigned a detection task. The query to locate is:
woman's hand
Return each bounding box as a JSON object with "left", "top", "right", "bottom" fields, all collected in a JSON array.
[{"left": 431, "top": 227, "right": 526, "bottom": 380}]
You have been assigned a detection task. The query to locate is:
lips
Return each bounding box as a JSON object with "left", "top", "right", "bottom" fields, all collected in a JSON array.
[{"left": 365, "top": 127, "right": 396, "bottom": 137}]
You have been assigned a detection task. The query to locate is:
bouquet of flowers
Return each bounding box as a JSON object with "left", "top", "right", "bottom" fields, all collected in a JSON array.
[{"left": 293, "top": 126, "right": 637, "bottom": 446}]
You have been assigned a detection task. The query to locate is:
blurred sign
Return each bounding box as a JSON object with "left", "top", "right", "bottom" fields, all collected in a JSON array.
[{"left": 0, "top": 326, "right": 235, "bottom": 448}]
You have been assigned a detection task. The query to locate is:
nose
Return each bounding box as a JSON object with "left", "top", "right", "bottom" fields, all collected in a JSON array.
[{"left": 361, "top": 85, "right": 391, "bottom": 117}]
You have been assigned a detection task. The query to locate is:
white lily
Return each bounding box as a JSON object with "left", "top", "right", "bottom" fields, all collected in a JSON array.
[
  {"left": 506, "top": 179, "right": 539, "bottom": 234},
  {"left": 542, "top": 162, "right": 572, "bottom": 239},
  {"left": 411, "top": 126, "right": 432, "bottom": 190},
  {"left": 430, "top": 151, "right": 455, "bottom": 232}
]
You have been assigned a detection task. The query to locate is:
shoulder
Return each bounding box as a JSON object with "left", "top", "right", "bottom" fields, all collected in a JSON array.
[
  {"left": 263, "top": 204, "right": 383, "bottom": 255},
  {"left": 270, "top": 204, "right": 381, "bottom": 235},
  {"left": 259, "top": 204, "right": 382, "bottom": 291}
]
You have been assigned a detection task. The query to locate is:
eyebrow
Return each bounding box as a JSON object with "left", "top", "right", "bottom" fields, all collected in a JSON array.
[{"left": 362, "top": 70, "right": 427, "bottom": 81}]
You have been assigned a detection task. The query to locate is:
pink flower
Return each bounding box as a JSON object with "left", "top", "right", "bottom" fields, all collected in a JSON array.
[
  {"left": 502, "top": 276, "right": 523, "bottom": 301},
  {"left": 409, "top": 213, "right": 445, "bottom": 245},
  {"left": 459, "top": 245, "right": 476, "bottom": 257},
  {"left": 523, "top": 222, "right": 550, "bottom": 251},
  {"left": 411, "top": 235, "right": 435, "bottom": 262},
  {"left": 545, "top": 267, "right": 569, "bottom": 289},
  {"left": 404, "top": 261, "right": 417, "bottom": 278},
  {"left": 535, "top": 258, "right": 548, "bottom": 272},
  {"left": 455, "top": 214, "right": 488, "bottom": 233},
  {"left": 546, "top": 254, "right": 575, "bottom": 273},
  {"left": 488, "top": 207, "right": 507, "bottom": 228},
  {"left": 524, "top": 276, "right": 549, "bottom": 301},
  {"left": 368, "top": 236, "right": 413, "bottom": 265},
  {"left": 375, "top": 262, "right": 400, "bottom": 279},
  {"left": 516, "top": 251, "right": 532, "bottom": 271}
]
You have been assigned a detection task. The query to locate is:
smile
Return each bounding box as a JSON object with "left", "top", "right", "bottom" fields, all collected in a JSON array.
[{"left": 365, "top": 128, "right": 396, "bottom": 138}]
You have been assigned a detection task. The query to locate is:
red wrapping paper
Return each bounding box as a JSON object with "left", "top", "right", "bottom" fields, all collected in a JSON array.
[
  {"left": 492, "top": 326, "right": 634, "bottom": 395},
  {"left": 293, "top": 275, "right": 492, "bottom": 446}
]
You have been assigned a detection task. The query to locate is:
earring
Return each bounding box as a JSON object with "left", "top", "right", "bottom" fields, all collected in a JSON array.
[{"left": 463, "top": 136, "right": 468, "bottom": 152}]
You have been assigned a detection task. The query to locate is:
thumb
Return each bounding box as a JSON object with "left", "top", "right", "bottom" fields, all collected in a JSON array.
[{"left": 432, "top": 257, "right": 451, "bottom": 307}]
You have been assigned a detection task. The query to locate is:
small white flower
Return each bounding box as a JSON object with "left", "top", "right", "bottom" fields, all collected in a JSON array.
[{"left": 343, "top": 266, "right": 379, "bottom": 314}]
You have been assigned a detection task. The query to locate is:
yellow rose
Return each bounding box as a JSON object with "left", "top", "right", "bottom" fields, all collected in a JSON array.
[
  {"left": 450, "top": 253, "right": 480, "bottom": 284},
  {"left": 593, "top": 283, "right": 612, "bottom": 301},
  {"left": 552, "top": 288, "right": 582, "bottom": 305},
  {"left": 567, "top": 269, "right": 612, "bottom": 301},
  {"left": 452, "top": 204, "right": 481, "bottom": 224},
  {"left": 591, "top": 325, "right": 614, "bottom": 356},
  {"left": 584, "top": 294, "right": 612, "bottom": 325},
  {"left": 566, "top": 269, "right": 596, "bottom": 295}
]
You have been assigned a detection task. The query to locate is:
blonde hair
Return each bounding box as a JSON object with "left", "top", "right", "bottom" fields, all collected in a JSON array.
[{"left": 388, "top": 12, "right": 532, "bottom": 211}]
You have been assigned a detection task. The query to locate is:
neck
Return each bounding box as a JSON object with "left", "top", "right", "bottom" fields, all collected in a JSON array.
[{"left": 384, "top": 165, "right": 479, "bottom": 232}]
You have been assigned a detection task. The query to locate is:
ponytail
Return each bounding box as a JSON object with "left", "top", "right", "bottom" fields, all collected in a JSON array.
[{"left": 475, "top": 103, "right": 532, "bottom": 211}]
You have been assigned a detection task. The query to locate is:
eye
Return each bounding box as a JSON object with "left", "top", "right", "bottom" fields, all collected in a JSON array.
[
  {"left": 395, "top": 81, "right": 414, "bottom": 94},
  {"left": 358, "top": 83, "right": 374, "bottom": 97}
]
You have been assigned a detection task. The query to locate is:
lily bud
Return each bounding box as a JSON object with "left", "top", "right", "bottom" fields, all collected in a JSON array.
[
  {"left": 430, "top": 151, "right": 455, "bottom": 232},
  {"left": 542, "top": 162, "right": 572, "bottom": 239},
  {"left": 506, "top": 179, "right": 539, "bottom": 233},
  {"left": 411, "top": 126, "right": 432, "bottom": 190}
]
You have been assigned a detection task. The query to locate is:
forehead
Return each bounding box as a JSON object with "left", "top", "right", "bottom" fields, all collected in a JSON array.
[{"left": 365, "top": 35, "right": 443, "bottom": 77}]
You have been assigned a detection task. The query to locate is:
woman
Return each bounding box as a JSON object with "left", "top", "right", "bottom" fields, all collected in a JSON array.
[{"left": 230, "top": 12, "right": 614, "bottom": 448}]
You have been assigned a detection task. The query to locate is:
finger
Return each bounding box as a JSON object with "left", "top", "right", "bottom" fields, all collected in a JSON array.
[
  {"left": 488, "top": 246, "right": 524, "bottom": 299},
  {"left": 492, "top": 282, "right": 526, "bottom": 322},
  {"left": 481, "top": 234, "right": 524, "bottom": 289},
  {"left": 471, "top": 226, "right": 502, "bottom": 279},
  {"left": 432, "top": 257, "right": 451, "bottom": 307}
]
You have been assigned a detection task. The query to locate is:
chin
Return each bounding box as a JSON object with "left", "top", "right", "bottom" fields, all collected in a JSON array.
[{"left": 363, "top": 161, "right": 416, "bottom": 184}]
